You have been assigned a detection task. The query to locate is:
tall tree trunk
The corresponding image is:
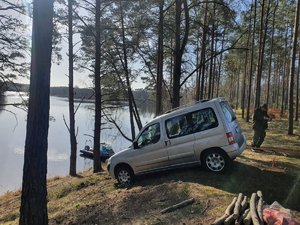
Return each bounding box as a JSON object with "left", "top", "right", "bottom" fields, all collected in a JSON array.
[
  {"left": 288, "top": 0, "right": 300, "bottom": 135},
  {"left": 156, "top": 0, "right": 164, "bottom": 116},
  {"left": 246, "top": 0, "right": 257, "bottom": 122},
  {"left": 93, "top": 0, "right": 102, "bottom": 173},
  {"left": 172, "top": 0, "right": 182, "bottom": 108},
  {"left": 296, "top": 47, "right": 300, "bottom": 121},
  {"left": 266, "top": 1, "right": 278, "bottom": 106},
  {"left": 208, "top": 2, "right": 215, "bottom": 99},
  {"left": 172, "top": 0, "right": 189, "bottom": 108},
  {"left": 119, "top": 0, "right": 136, "bottom": 139},
  {"left": 216, "top": 31, "right": 225, "bottom": 97},
  {"left": 199, "top": 1, "right": 208, "bottom": 100},
  {"left": 19, "top": 0, "right": 54, "bottom": 224},
  {"left": 281, "top": 25, "right": 289, "bottom": 116},
  {"left": 236, "top": 63, "right": 241, "bottom": 110},
  {"left": 255, "top": 0, "right": 270, "bottom": 108},
  {"left": 68, "top": 0, "right": 77, "bottom": 177},
  {"left": 242, "top": 4, "right": 252, "bottom": 118}
]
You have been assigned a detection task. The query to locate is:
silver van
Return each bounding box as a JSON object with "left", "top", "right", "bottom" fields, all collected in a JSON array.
[{"left": 107, "top": 98, "right": 246, "bottom": 185}]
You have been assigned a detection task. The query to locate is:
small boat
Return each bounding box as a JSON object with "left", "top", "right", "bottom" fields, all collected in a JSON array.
[{"left": 80, "top": 143, "right": 115, "bottom": 162}]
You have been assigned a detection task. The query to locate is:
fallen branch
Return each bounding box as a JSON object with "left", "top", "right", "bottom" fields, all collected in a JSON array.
[
  {"left": 200, "top": 200, "right": 210, "bottom": 215},
  {"left": 160, "top": 198, "right": 194, "bottom": 214}
]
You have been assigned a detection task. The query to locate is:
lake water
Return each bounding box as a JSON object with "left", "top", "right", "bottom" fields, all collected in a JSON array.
[{"left": 0, "top": 91, "right": 154, "bottom": 194}]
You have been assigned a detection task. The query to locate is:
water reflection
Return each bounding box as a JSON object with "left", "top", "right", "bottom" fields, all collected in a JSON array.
[{"left": 0, "top": 91, "right": 154, "bottom": 194}]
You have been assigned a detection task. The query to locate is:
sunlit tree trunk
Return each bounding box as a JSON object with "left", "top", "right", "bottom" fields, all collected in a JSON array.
[
  {"left": 156, "top": 0, "right": 164, "bottom": 116},
  {"left": 246, "top": 0, "right": 257, "bottom": 122},
  {"left": 68, "top": 0, "right": 77, "bottom": 177},
  {"left": 199, "top": 1, "right": 208, "bottom": 100},
  {"left": 19, "top": 0, "right": 54, "bottom": 224},
  {"left": 288, "top": 0, "right": 300, "bottom": 135},
  {"left": 93, "top": 0, "right": 102, "bottom": 173},
  {"left": 172, "top": 0, "right": 189, "bottom": 108},
  {"left": 296, "top": 47, "right": 300, "bottom": 121},
  {"left": 266, "top": 1, "right": 278, "bottom": 106}
]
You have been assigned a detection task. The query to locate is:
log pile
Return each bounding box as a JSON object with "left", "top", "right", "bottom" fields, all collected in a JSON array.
[{"left": 212, "top": 191, "right": 265, "bottom": 225}]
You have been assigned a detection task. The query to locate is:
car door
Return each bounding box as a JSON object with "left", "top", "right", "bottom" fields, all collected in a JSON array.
[
  {"left": 164, "top": 113, "right": 197, "bottom": 165},
  {"left": 132, "top": 122, "right": 169, "bottom": 173}
]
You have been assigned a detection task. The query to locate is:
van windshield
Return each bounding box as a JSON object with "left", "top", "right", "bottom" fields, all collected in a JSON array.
[{"left": 220, "top": 101, "right": 236, "bottom": 122}]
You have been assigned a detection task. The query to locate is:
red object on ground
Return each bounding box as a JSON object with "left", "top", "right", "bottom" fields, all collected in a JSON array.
[{"left": 263, "top": 208, "right": 300, "bottom": 225}]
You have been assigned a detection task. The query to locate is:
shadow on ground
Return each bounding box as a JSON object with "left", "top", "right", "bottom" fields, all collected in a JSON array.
[{"left": 135, "top": 161, "right": 300, "bottom": 211}]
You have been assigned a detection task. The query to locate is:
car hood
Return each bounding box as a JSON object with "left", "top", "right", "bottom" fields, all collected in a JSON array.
[{"left": 110, "top": 146, "right": 133, "bottom": 160}]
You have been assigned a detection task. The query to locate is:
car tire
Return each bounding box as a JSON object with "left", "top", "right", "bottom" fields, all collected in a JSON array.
[
  {"left": 115, "top": 165, "right": 134, "bottom": 186},
  {"left": 202, "top": 149, "right": 229, "bottom": 173}
]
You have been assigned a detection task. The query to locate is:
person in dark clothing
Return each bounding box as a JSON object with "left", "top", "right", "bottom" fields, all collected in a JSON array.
[{"left": 251, "top": 104, "right": 270, "bottom": 148}]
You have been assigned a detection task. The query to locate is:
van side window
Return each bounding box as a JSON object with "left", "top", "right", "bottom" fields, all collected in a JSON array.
[
  {"left": 165, "top": 108, "right": 218, "bottom": 139},
  {"left": 137, "top": 123, "right": 160, "bottom": 148}
]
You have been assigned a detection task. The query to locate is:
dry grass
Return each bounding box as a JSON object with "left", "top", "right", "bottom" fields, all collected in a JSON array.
[{"left": 0, "top": 113, "right": 299, "bottom": 225}]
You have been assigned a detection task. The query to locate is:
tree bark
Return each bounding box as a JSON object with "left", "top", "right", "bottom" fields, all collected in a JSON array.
[
  {"left": 208, "top": 2, "right": 216, "bottom": 99},
  {"left": 19, "top": 0, "right": 54, "bottom": 224},
  {"left": 266, "top": 1, "right": 278, "bottom": 106},
  {"left": 93, "top": 0, "right": 102, "bottom": 173},
  {"left": 288, "top": 0, "right": 300, "bottom": 135},
  {"left": 246, "top": 0, "right": 257, "bottom": 122},
  {"left": 296, "top": 47, "right": 300, "bottom": 121},
  {"left": 172, "top": 0, "right": 189, "bottom": 108},
  {"left": 68, "top": 0, "right": 77, "bottom": 177},
  {"left": 242, "top": 5, "right": 252, "bottom": 118},
  {"left": 156, "top": 0, "right": 164, "bottom": 116},
  {"left": 199, "top": 1, "right": 208, "bottom": 100}
]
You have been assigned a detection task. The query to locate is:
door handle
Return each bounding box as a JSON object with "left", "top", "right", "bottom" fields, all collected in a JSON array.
[{"left": 164, "top": 140, "right": 171, "bottom": 146}]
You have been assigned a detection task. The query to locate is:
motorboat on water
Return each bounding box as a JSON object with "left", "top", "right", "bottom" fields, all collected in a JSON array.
[{"left": 80, "top": 143, "right": 114, "bottom": 162}]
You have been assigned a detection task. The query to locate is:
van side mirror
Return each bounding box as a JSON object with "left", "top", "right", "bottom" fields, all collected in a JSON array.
[{"left": 133, "top": 141, "right": 139, "bottom": 149}]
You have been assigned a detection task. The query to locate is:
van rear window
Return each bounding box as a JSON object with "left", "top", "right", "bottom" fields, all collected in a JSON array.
[{"left": 220, "top": 102, "right": 236, "bottom": 122}]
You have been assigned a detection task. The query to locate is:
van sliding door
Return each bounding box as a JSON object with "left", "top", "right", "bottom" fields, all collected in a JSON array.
[{"left": 165, "top": 113, "right": 197, "bottom": 165}]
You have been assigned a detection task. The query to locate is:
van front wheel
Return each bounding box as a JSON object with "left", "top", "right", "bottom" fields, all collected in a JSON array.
[
  {"left": 202, "top": 149, "right": 229, "bottom": 173},
  {"left": 115, "top": 165, "right": 134, "bottom": 186}
]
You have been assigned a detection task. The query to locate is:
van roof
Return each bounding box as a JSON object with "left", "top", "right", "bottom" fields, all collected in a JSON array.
[{"left": 150, "top": 97, "right": 227, "bottom": 123}]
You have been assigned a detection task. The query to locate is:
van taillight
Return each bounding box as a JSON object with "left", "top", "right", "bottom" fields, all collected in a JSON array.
[{"left": 226, "top": 132, "right": 236, "bottom": 145}]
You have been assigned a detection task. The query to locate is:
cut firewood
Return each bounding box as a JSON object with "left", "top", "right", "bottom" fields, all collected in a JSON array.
[
  {"left": 250, "top": 193, "right": 261, "bottom": 225},
  {"left": 160, "top": 198, "right": 194, "bottom": 214},
  {"left": 257, "top": 196, "right": 264, "bottom": 224},
  {"left": 257, "top": 190, "right": 263, "bottom": 198},
  {"left": 225, "top": 197, "right": 237, "bottom": 215},
  {"left": 224, "top": 214, "right": 235, "bottom": 225},
  {"left": 236, "top": 208, "right": 250, "bottom": 225},
  {"left": 211, "top": 214, "right": 228, "bottom": 225},
  {"left": 243, "top": 209, "right": 252, "bottom": 225},
  {"left": 241, "top": 196, "right": 248, "bottom": 211},
  {"left": 212, "top": 196, "right": 237, "bottom": 225},
  {"left": 233, "top": 193, "right": 244, "bottom": 219}
]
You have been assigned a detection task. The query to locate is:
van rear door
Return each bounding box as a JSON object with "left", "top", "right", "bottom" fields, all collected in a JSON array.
[{"left": 219, "top": 101, "right": 245, "bottom": 148}]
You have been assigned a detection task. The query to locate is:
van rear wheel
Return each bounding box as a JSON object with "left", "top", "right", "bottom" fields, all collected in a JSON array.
[{"left": 202, "top": 149, "right": 229, "bottom": 173}]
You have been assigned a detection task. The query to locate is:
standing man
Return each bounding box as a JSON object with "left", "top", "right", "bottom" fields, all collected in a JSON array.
[{"left": 251, "top": 104, "right": 271, "bottom": 148}]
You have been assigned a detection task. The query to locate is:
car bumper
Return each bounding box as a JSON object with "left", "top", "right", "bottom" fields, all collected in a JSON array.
[{"left": 223, "top": 134, "right": 246, "bottom": 159}]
